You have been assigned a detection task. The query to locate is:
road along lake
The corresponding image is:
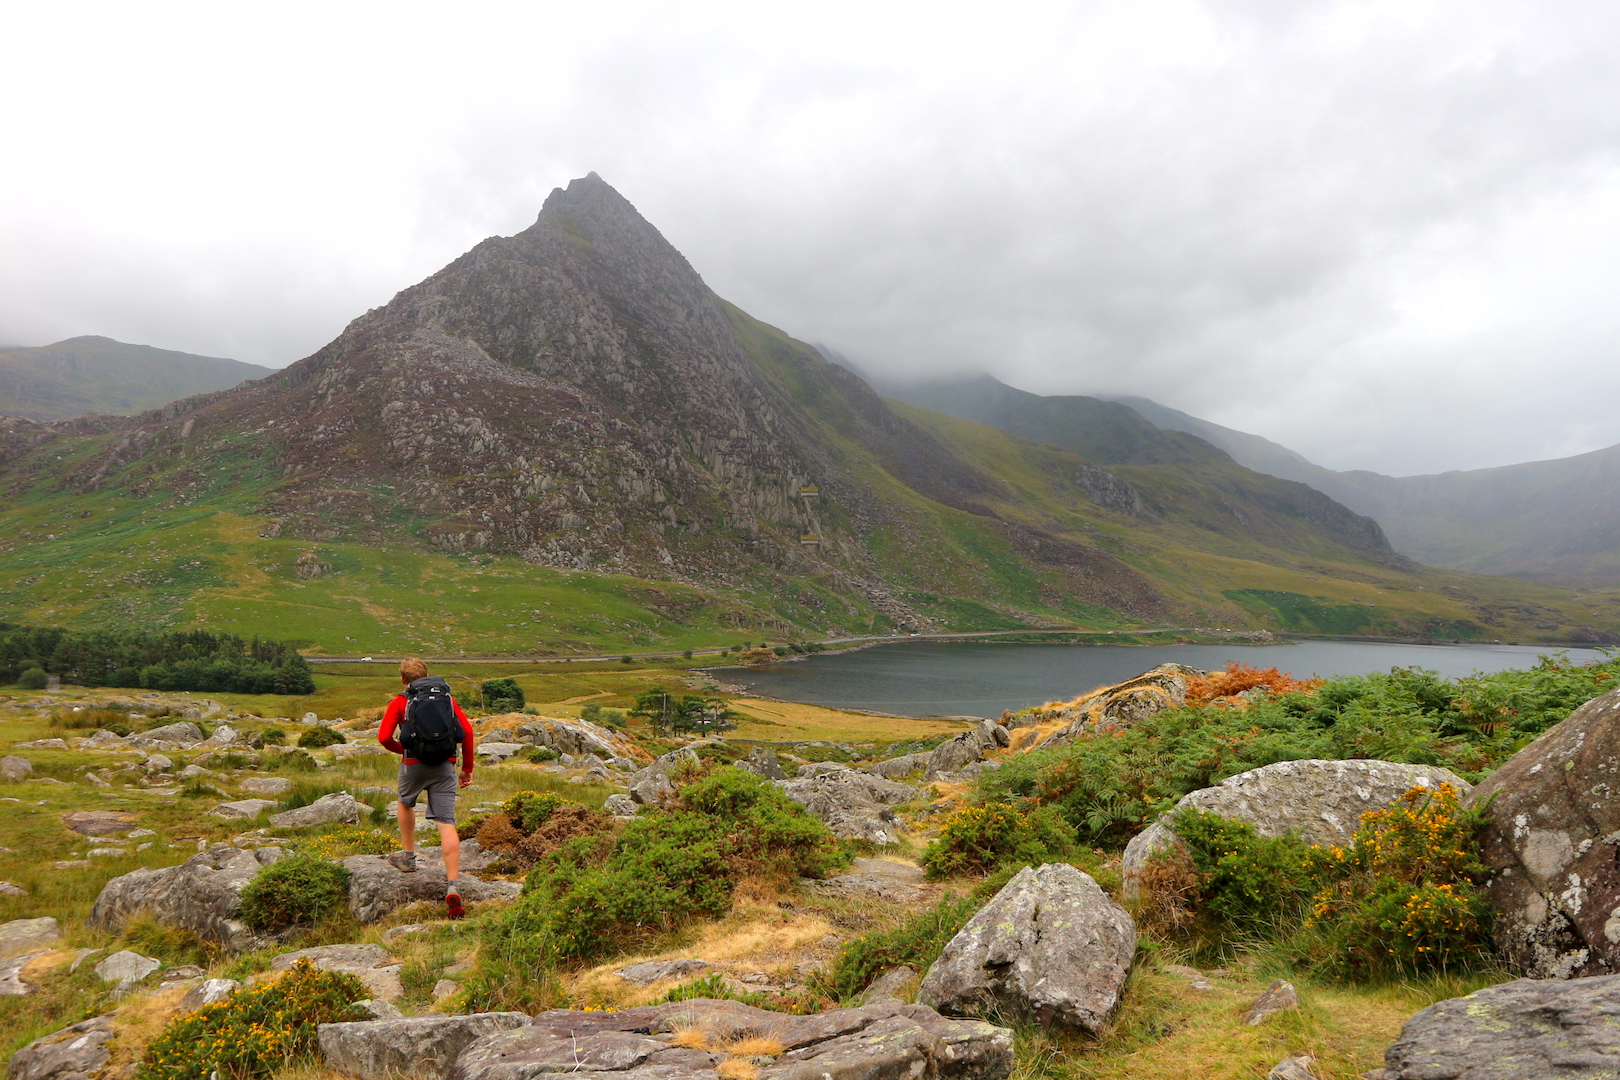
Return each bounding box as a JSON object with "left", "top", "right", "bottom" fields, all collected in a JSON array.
[{"left": 718, "top": 639, "right": 1608, "bottom": 719}]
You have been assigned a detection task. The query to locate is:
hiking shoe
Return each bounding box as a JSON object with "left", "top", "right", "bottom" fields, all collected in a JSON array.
[
  {"left": 446, "top": 891, "right": 465, "bottom": 920},
  {"left": 386, "top": 850, "right": 417, "bottom": 873}
]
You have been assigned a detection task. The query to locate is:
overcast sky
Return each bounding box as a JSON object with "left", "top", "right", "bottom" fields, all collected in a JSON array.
[{"left": 3, "top": 1, "right": 1618, "bottom": 476}]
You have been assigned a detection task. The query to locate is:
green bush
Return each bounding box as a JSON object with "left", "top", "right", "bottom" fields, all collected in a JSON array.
[
  {"left": 518, "top": 745, "right": 560, "bottom": 763},
  {"left": 293, "top": 827, "right": 395, "bottom": 860},
  {"left": 137, "top": 958, "right": 365, "bottom": 1080},
  {"left": 502, "top": 790, "right": 564, "bottom": 832},
  {"left": 296, "top": 726, "right": 346, "bottom": 749},
  {"left": 16, "top": 667, "right": 48, "bottom": 690},
  {"left": 1167, "top": 809, "right": 1331, "bottom": 941},
  {"left": 579, "top": 703, "right": 626, "bottom": 729},
  {"left": 258, "top": 728, "right": 286, "bottom": 746},
  {"left": 239, "top": 855, "right": 350, "bottom": 929},
  {"left": 482, "top": 678, "right": 525, "bottom": 713},
  {"left": 920, "top": 802, "right": 1077, "bottom": 879},
  {"left": 818, "top": 893, "right": 981, "bottom": 1001},
  {"left": 466, "top": 766, "right": 846, "bottom": 1000},
  {"left": 660, "top": 971, "right": 767, "bottom": 1006}
]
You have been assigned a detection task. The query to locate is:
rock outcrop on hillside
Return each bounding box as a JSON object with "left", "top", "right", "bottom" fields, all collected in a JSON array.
[
  {"left": 87, "top": 843, "right": 284, "bottom": 951},
  {"left": 1467, "top": 688, "right": 1620, "bottom": 978},
  {"left": 1121, "top": 759, "right": 1471, "bottom": 895},
  {"left": 1010, "top": 664, "right": 1201, "bottom": 747},
  {"left": 919, "top": 864, "right": 1135, "bottom": 1035},
  {"left": 775, "top": 771, "right": 917, "bottom": 844}
]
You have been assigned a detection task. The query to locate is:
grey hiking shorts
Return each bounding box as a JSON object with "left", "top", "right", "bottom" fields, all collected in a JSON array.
[{"left": 398, "top": 760, "right": 457, "bottom": 823}]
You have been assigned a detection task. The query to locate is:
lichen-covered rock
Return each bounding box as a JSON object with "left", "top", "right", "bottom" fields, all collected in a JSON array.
[
  {"left": 512, "top": 718, "right": 636, "bottom": 761},
  {"left": 1467, "top": 688, "right": 1620, "bottom": 979},
  {"left": 178, "top": 977, "right": 240, "bottom": 1012},
  {"left": 626, "top": 749, "right": 698, "bottom": 806},
  {"left": 238, "top": 777, "right": 295, "bottom": 796},
  {"left": 7, "top": 1014, "right": 115, "bottom": 1080},
  {"left": 776, "top": 771, "right": 916, "bottom": 844},
  {"left": 209, "top": 799, "right": 278, "bottom": 821},
  {"left": 0, "top": 918, "right": 60, "bottom": 960},
  {"left": 88, "top": 844, "right": 285, "bottom": 949},
  {"left": 60, "top": 810, "right": 137, "bottom": 836},
  {"left": 125, "top": 722, "right": 205, "bottom": 746},
  {"left": 1382, "top": 973, "right": 1620, "bottom": 1078},
  {"left": 1121, "top": 759, "right": 1471, "bottom": 896},
  {"left": 604, "top": 794, "right": 638, "bottom": 818},
  {"left": 918, "top": 863, "right": 1135, "bottom": 1035},
  {"left": 445, "top": 998, "right": 1012, "bottom": 1080},
  {"left": 269, "top": 791, "right": 361, "bottom": 829},
  {"left": 734, "top": 746, "right": 788, "bottom": 780},
  {"left": 94, "top": 950, "right": 160, "bottom": 985},
  {"left": 867, "top": 753, "right": 928, "bottom": 780},
  {"left": 613, "top": 959, "right": 709, "bottom": 985},
  {"left": 319, "top": 1012, "right": 529, "bottom": 1080},
  {"left": 1018, "top": 664, "right": 1201, "bottom": 748}
]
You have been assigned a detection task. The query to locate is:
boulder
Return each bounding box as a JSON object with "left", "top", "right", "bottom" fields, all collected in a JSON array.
[
  {"left": 94, "top": 950, "right": 160, "bottom": 985},
  {"left": 127, "top": 722, "right": 205, "bottom": 746},
  {"left": 796, "top": 761, "right": 851, "bottom": 778},
  {"left": 143, "top": 754, "right": 173, "bottom": 772},
  {"left": 0, "top": 918, "right": 60, "bottom": 960},
  {"left": 603, "top": 794, "right": 638, "bottom": 818},
  {"left": 735, "top": 746, "right": 788, "bottom": 781},
  {"left": 343, "top": 851, "right": 520, "bottom": 923},
  {"left": 1121, "top": 759, "right": 1472, "bottom": 895},
  {"left": 918, "top": 863, "right": 1136, "bottom": 1035},
  {"left": 7, "top": 1014, "right": 115, "bottom": 1080},
  {"left": 209, "top": 799, "right": 278, "bottom": 821},
  {"left": 868, "top": 753, "right": 928, "bottom": 780},
  {"left": 445, "top": 998, "right": 1012, "bottom": 1080},
  {"left": 319, "top": 1013, "right": 530, "bottom": 1080},
  {"left": 272, "top": 944, "right": 403, "bottom": 1000},
  {"left": 925, "top": 734, "right": 985, "bottom": 781},
  {"left": 1243, "top": 980, "right": 1299, "bottom": 1025},
  {"left": 613, "top": 959, "right": 709, "bottom": 985},
  {"left": 626, "top": 749, "right": 698, "bottom": 806},
  {"left": 1268, "top": 1056, "right": 1318, "bottom": 1080},
  {"left": 178, "top": 977, "right": 240, "bottom": 1011},
  {"left": 1466, "top": 688, "right": 1620, "bottom": 978},
  {"left": 0, "top": 882, "right": 27, "bottom": 897},
  {"left": 1382, "top": 974, "right": 1620, "bottom": 1079},
  {"left": 270, "top": 792, "right": 361, "bottom": 829},
  {"left": 860, "top": 965, "right": 919, "bottom": 1004},
  {"left": 513, "top": 718, "right": 634, "bottom": 760},
  {"left": 357, "top": 998, "right": 405, "bottom": 1020},
  {"left": 88, "top": 843, "right": 285, "bottom": 950},
  {"left": 332, "top": 744, "right": 391, "bottom": 760},
  {"left": 0, "top": 951, "right": 46, "bottom": 996},
  {"left": 474, "top": 743, "right": 525, "bottom": 762},
  {"left": 776, "top": 771, "right": 916, "bottom": 844},
  {"left": 60, "top": 810, "right": 137, "bottom": 836},
  {"left": 11, "top": 740, "right": 66, "bottom": 751},
  {"left": 1021, "top": 665, "right": 1201, "bottom": 748},
  {"left": 238, "top": 776, "right": 295, "bottom": 796},
  {"left": 1, "top": 756, "right": 31, "bottom": 781}
]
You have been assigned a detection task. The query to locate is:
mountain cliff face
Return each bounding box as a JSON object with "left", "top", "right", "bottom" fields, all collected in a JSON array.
[{"left": 3, "top": 174, "right": 1607, "bottom": 649}]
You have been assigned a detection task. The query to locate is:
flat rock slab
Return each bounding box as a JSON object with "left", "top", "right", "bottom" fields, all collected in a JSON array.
[
  {"left": 775, "top": 772, "right": 917, "bottom": 845},
  {"left": 343, "top": 852, "right": 519, "bottom": 923},
  {"left": 94, "top": 950, "right": 160, "bottom": 984},
  {"left": 320, "top": 1012, "right": 530, "bottom": 1080},
  {"left": 919, "top": 863, "right": 1136, "bottom": 1036},
  {"left": 0, "top": 918, "right": 61, "bottom": 960},
  {"left": 811, "top": 858, "right": 926, "bottom": 903},
  {"left": 61, "top": 810, "right": 136, "bottom": 836},
  {"left": 7, "top": 1014, "right": 116, "bottom": 1080},
  {"left": 1383, "top": 973, "right": 1620, "bottom": 1079},
  {"left": 445, "top": 998, "right": 1013, "bottom": 1080},
  {"left": 238, "top": 777, "right": 295, "bottom": 796},
  {"left": 614, "top": 959, "right": 709, "bottom": 985},
  {"left": 210, "top": 799, "right": 277, "bottom": 820}
]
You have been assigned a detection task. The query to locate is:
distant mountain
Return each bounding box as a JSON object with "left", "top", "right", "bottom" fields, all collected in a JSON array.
[
  {"left": 0, "top": 337, "right": 274, "bottom": 421},
  {"left": 1115, "top": 396, "right": 1620, "bottom": 585},
  {"left": 0, "top": 176, "right": 1613, "bottom": 652}
]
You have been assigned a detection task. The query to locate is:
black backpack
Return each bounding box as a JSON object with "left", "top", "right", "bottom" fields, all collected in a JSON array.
[{"left": 400, "top": 676, "right": 461, "bottom": 766}]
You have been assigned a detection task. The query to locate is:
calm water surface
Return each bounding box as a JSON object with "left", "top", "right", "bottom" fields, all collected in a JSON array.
[{"left": 719, "top": 639, "right": 1606, "bottom": 718}]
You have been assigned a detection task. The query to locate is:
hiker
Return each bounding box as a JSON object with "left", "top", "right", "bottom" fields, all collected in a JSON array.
[{"left": 377, "top": 656, "right": 476, "bottom": 918}]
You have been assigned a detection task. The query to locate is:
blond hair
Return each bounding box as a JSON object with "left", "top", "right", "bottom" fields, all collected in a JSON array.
[{"left": 400, "top": 656, "right": 428, "bottom": 682}]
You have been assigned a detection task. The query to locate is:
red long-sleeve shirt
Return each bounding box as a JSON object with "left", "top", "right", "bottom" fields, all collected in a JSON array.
[{"left": 378, "top": 694, "right": 476, "bottom": 770}]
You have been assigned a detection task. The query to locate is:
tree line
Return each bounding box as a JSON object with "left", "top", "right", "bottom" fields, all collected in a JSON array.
[{"left": 0, "top": 623, "right": 316, "bottom": 695}]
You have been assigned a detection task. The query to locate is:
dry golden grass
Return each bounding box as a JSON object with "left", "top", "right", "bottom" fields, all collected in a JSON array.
[
  {"left": 670, "top": 1027, "right": 713, "bottom": 1050},
  {"left": 716, "top": 1059, "right": 759, "bottom": 1080},
  {"left": 97, "top": 982, "right": 197, "bottom": 1077},
  {"left": 725, "top": 1035, "right": 786, "bottom": 1058}
]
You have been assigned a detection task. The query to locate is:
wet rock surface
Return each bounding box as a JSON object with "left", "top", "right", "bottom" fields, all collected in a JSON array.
[
  {"left": 919, "top": 863, "right": 1135, "bottom": 1035},
  {"left": 444, "top": 998, "right": 1013, "bottom": 1080},
  {"left": 1382, "top": 974, "right": 1620, "bottom": 1079},
  {"left": 1466, "top": 687, "right": 1620, "bottom": 978}
]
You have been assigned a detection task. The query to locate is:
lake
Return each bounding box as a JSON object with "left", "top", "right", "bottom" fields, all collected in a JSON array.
[{"left": 717, "top": 639, "right": 1607, "bottom": 718}]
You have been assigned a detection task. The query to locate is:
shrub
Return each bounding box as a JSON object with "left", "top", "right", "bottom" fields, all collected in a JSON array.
[
  {"left": 258, "top": 728, "right": 286, "bottom": 746},
  {"left": 1185, "top": 662, "right": 1323, "bottom": 705},
  {"left": 660, "top": 971, "right": 767, "bottom": 1007},
  {"left": 482, "top": 678, "right": 525, "bottom": 713},
  {"left": 518, "top": 744, "right": 560, "bottom": 763},
  {"left": 580, "top": 703, "right": 626, "bottom": 728},
  {"left": 294, "top": 827, "right": 396, "bottom": 860},
  {"left": 296, "top": 726, "right": 346, "bottom": 749},
  {"left": 137, "top": 958, "right": 365, "bottom": 1080},
  {"left": 920, "top": 802, "right": 1077, "bottom": 880},
  {"left": 16, "top": 668, "right": 48, "bottom": 689},
  {"left": 503, "top": 791, "right": 565, "bottom": 832},
  {"left": 817, "top": 893, "right": 981, "bottom": 1001},
  {"left": 239, "top": 855, "right": 350, "bottom": 929},
  {"left": 1166, "top": 809, "right": 1331, "bottom": 943}
]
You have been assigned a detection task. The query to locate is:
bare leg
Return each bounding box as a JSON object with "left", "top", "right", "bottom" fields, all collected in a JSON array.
[
  {"left": 397, "top": 801, "right": 416, "bottom": 850},
  {"left": 437, "top": 820, "right": 460, "bottom": 883}
]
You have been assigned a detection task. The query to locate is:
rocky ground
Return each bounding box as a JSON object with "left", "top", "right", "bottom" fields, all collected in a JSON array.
[{"left": 7, "top": 666, "right": 1620, "bottom": 1080}]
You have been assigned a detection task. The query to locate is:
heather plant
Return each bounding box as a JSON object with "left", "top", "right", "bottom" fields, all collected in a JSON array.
[
  {"left": 295, "top": 726, "right": 345, "bottom": 749},
  {"left": 137, "top": 959, "right": 365, "bottom": 1080},
  {"left": 919, "top": 802, "right": 1077, "bottom": 880},
  {"left": 238, "top": 855, "right": 349, "bottom": 929}
]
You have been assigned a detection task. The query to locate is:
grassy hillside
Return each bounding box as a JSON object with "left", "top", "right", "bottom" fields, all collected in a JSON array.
[{"left": 0, "top": 336, "right": 273, "bottom": 421}]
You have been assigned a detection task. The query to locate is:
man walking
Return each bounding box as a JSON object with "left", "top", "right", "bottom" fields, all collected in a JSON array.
[{"left": 378, "top": 657, "right": 476, "bottom": 918}]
